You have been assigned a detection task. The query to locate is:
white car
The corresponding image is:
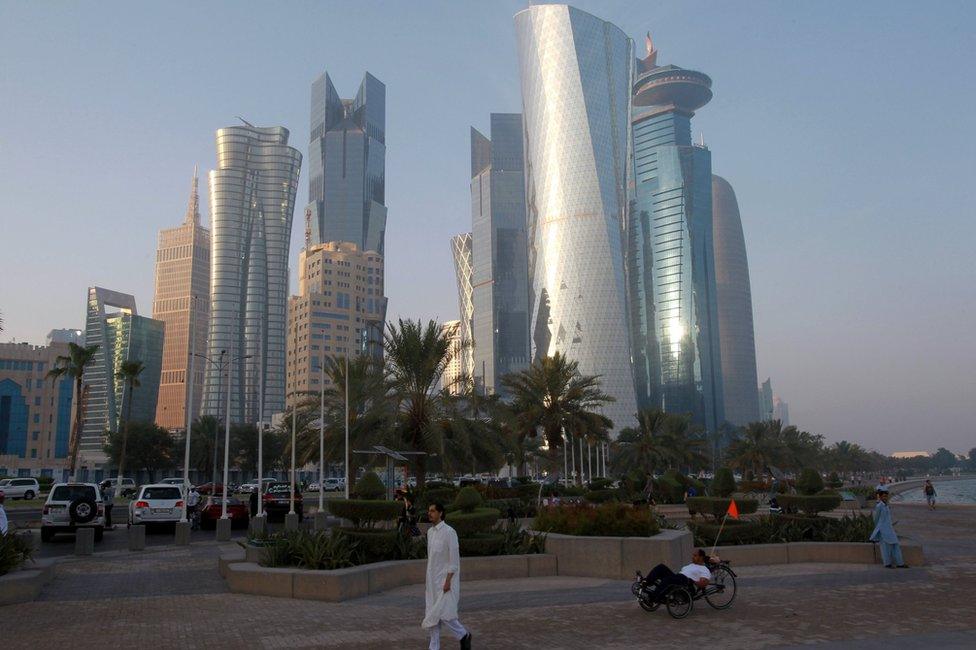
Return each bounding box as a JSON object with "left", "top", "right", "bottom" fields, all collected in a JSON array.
[
  {"left": 41, "top": 482, "right": 106, "bottom": 542},
  {"left": 128, "top": 484, "right": 185, "bottom": 525},
  {"left": 101, "top": 477, "right": 137, "bottom": 497},
  {"left": 160, "top": 477, "right": 191, "bottom": 490},
  {"left": 0, "top": 477, "right": 40, "bottom": 499},
  {"left": 324, "top": 478, "right": 345, "bottom": 492}
]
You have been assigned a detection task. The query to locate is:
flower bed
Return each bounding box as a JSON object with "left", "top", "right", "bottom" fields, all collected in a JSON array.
[
  {"left": 533, "top": 502, "right": 660, "bottom": 537},
  {"left": 687, "top": 513, "right": 875, "bottom": 546}
]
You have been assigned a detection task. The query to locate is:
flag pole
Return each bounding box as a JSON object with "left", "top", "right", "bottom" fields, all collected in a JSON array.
[{"left": 710, "top": 513, "right": 728, "bottom": 557}]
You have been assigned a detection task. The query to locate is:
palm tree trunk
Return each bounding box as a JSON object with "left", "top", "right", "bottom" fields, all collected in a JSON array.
[
  {"left": 68, "top": 377, "right": 84, "bottom": 481},
  {"left": 117, "top": 381, "right": 134, "bottom": 504}
]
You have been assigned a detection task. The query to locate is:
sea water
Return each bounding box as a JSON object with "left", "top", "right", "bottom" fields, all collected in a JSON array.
[{"left": 893, "top": 478, "right": 976, "bottom": 505}]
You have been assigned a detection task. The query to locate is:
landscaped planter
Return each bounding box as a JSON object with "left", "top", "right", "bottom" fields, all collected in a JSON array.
[
  {"left": 223, "top": 553, "right": 558, "bottom": 602},
  {"left": 709, "top": 541, "right": 925, "bottom": 566},
  {"left": 538, "top": 529, "right": 694, "bottom": 580},
  {"left": 0, "top": 558, "right": 56, "bottom": 606}
]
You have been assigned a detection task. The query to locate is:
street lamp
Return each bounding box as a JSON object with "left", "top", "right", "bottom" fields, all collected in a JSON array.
[
  {"left": 180, "top": 295, "right": 198, "bottom": 522},
  {"left": 318, "top": 328, "right": 326, "bottom": 513},
  {"left": 193, "top": 349, "right": 228, "bottom": 488},
  {"left": 221, "top": 348, "right": 251, "bottom": 519}
]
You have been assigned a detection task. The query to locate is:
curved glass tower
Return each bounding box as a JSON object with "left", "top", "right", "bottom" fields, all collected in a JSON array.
[
  {"left": 203, "top": 125, "right": 302, "bottom": 425},
  {"left": 629, "top": 36, "right": 724, "bottom": 432},
  {"left": 516, "top": 4, "right": 638, "bottom": 432},
  {"left": 712, "top": 175, "right": 760, "bottom": 425}
]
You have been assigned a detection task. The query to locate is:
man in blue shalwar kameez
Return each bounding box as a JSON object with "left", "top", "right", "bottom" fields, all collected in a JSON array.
[{"left": 870, "top": 488, "right": 908, "bottom": 568}]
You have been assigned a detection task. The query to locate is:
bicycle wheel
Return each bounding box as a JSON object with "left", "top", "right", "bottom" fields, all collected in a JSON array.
[
  {"left": 705, "top": 566, "right": 737, "bottom": 609},
  {"left": 638, "top": 592, "right": 660, "bottom": 612},
  {"left": 665, "top": 587, "right": 694, "bottom": 619}
]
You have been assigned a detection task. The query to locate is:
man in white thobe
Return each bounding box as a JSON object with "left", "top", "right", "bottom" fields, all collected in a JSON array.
[{"left": 423, "top": 502, "right": 471, "bottom": 650}]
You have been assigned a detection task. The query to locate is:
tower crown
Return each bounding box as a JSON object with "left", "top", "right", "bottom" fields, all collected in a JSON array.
[{"left": 633, "top": 34, "right": 712, "bottom": 114}]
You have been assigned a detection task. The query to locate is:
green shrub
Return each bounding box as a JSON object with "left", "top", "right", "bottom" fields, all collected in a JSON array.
[
  {"left": 777, "top": 492, "right": 841, "bottom": 515},
  {"left": 458, "top": 533, "right": 506, "bottom": 556},
  {"left": 327, "top": 498, "right": 400, "bottom": 528},
  {"left": 534, "top": 503, "right": 660, "bottom": 537},
  {"left": 335, "top": 528, "right": 398, "bottom": 562},
  {"left": 827, "top": 472, "right": 843, "bottom": 488},
  {"left": 496, "top": 522, "right": 546, "bottom": 555},
  {"left": 424, "top": 480, "right": 455, "bottom": 490},
  {"left": 737, "top": 480, "right": 770, "bottom": 493},
  {"left": 0, "top": 531, "right": 34, "bottom": 576},
  {"left": 687, "top": 519, "right": 762, "bottom": 546},
  {"left": 291, "top": 531, "right": 358, "bottom": 570},
  {"left": 423, "top": 487, "right": 458, "bottom": 507},
  {"left": 711, "top": 468, "right": 736, "bottom": 497},
  {"left": 354, "top": 472, "right": 387, "bottom": 500},
  {"left": 453, "top": 486, "right": 484, "bottom": 513},
  {"left": 517, "top": 483, "right": 540, "bottom": 500},
  {"left": 584, "top": 489, "right": 617, "bottom": 503},
  {"left": 655, "top": 474, "right": 685, "bottom": 504},
  {"left": 796, "top": 468, "right": 825, "bottom": 496},
  {"left": 447, "top": 508, "right": 500, "bottom": 536},
  {"left": 685, "top": 496, "right": 758, "bottom": 520},
  {"left": 587, "top": 478, "right": 613, "bottom": 491}
]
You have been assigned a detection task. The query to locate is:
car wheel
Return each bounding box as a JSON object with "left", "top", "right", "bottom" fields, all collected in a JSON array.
[
  {"left": 24, "top": 490, "right": 35, "bottom": 500},
  {"left": 41, "top": 527, "right": 54, "bottom": 543},
  {"left": 94, "top": 527, "right": 104, "bottom": 542},
  {"left": 70, "top": 497, "right": 98, "bottom": 524}
]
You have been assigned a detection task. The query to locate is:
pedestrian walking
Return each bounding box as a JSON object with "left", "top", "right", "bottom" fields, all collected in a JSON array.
[
  {"left": 187, "top": 487, "right": 201, "bottom": 528},
  {"left": 422, "top": 502, "right": 472, "bottom": 650},
  {"left": 923, "top": 480, "right": 937, "bottom": 510},
  {"left": 870, "top": 488, "right": 908, "bottom": 568},
  {"left": 101, "top": 482, "right": 116, "bottom": 528},
  {"left": 0, "top": 490, "right": 8, "bottom": 534}
]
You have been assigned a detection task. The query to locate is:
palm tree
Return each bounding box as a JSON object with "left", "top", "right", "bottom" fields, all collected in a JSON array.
[
  {"left": 613, "top": 409, "right": 674, "bottom": 476},
  {"left": 383, "top": 319, "right": 458, "bottom": 490},
  {"left": 114, "top": 360, "right": 145, "bottom": 496},
  {"left": 501, "top": 352, "right": 614, "bottom": 451},
  {"left": 726, "top": 420, "right": 784, "bottom": 480},
  {"left": 662, "top": 413, "right": 708, "bottom": 473},
  {"left": 46, "top": 342, "right": 99, "bottom": 480}
]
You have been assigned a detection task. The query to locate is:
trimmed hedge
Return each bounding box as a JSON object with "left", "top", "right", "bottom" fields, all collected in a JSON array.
[
  {"left": 686, "top": 496, "right": 758, "bottom": 519},
  {"left": 354, "top": 472, "right": 386, "bottom": 500},
  {"left": 711, "top": 468, "right": 736, "bottom": 497},
  {"left": 458, "top": 533, "right": 506, "bottom": 556},
  {"left": 777, "top": 492, "right": 842, "bottom": 515},
  {"left": 453, "top": 486, "right": 483, "bottom": 512},
  {"left": 328, "top": 499, "right": 401, "bottom": 528},
  {"left": 447, "top": 508, "right": 500, "bottom": 537},
  {"left": 687, "top": 519, "right": 762, "bottom": 545},
  {"left": 423, "top": 488, "right": 458, "bottom": 506},
  {"left": 584, "top": 489, "right": 618, "bottom": 503},
  {"left": 534, "top": 503, "right": 660, "bottom": 537},
  {"left": 796, "top": 468, "right": 825, "bottom": 496},
  {"left": 335, "top": 527, "right": 397, "bottom": 561}
]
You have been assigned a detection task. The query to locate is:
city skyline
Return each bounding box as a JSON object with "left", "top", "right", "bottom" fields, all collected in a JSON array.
[{"left": 1, "top": 1, "right": 974, "bottom": 452}]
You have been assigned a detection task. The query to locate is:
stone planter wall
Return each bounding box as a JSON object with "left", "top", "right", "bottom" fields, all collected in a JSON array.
[
  {"left": 712, "top": 541, "right": 924, "bottom": 566},
  {"left": 540, "top": 529, "right": 693, "bottom": 580},
  {"left": 0, "top": 558, "right": 56, "bottom": 606}
]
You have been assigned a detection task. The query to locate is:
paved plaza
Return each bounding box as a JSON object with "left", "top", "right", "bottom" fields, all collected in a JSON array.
[{"left": 4, "top": 505, "right": 976, "bottom": 649}]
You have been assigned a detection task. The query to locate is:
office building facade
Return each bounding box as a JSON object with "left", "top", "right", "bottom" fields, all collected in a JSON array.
[
  {"left": 46, "top": 329, "right": 84, "bottom": 345},
  {"left": 0, "top": 342, "right": 74, "bottom": 478},
  {"left": 202, "top": 125, "right": 302, "bottom": 425},
  {"left": 152, "top": 168, "right": 211, "bottom": 429},
  {"left": 450, "top": 232, "right": 475, "bottom": 382},
  {"left": 439, "top": 320, "right": 465, "bottom": 395},
  {"left": 712, "top": 175, "right": 760, "bottom": 425},
  {"left": 286, "top": 242, "right": 385, "bottom": 404},
  {"left": 80, "top": 287, "right": 164, "bottom": 468},
  {"left": 628, "top": 35, "right": 724, "bottom": 432},
  {"left": 469, "top": 115, "right": 530, "bottom": 394},
  {"left": 516, "top": 4, "right": 638, "bottom": 432}
]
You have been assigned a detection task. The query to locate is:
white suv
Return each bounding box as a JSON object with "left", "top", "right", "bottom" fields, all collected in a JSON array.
[
  {"left": 41, "top": 483, "right": 106, "bottom": 542},
  {"left": 0, "top": 477, "right": 40, "bottom": 499},
  {"left": 128, "top": 484, "right": 185, "bottom": 525}
]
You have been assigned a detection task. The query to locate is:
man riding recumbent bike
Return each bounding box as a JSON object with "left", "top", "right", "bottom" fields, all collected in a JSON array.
[{"left": 631, "top": 548, "right": 737, "bottom": 619}]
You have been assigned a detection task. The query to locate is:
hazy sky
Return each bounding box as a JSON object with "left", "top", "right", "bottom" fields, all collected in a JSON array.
[{"left": 1, "top": 1, "right": 974, "bottom": 454}]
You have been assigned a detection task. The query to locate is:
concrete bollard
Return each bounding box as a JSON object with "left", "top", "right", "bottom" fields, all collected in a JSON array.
[
  {"left": 75, "top": 527, "right": 95, "bottom": 556},
  {"left": 249, "top": 515, "right": 267, "bottom": 537},
  {"left": 128, "top": 524, "right": 146, "bottom": 551},
  {"left": 174, "top": 521, "right": 191, "bottom": 545},
  {"left": 285, "top": 512, "right": 300, "bottom": 531},
  {"left": 313, "top": 511, "right": 328, "bottom": 532},
  {"left": 216, "top": 517, "right": 232, "bottom": 542}
]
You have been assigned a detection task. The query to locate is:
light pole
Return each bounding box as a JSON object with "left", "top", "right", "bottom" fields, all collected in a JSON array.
[
  {"left": 318, "top": 329, "right": 326, "bottom": 513},
  {"left": 192, "top": 350, "right": 228, "bottom": 489},
  {"left": 256, "top": 333, "right": 264, "bottom": 518},
  {"left": 289, "top": 385, "right": 297, "bottom": 515},
  {"left": 181, "top": 295, "right": 198, "bottom": 522},
  {"left": 221, "top": 348, "right": 251, "bottom": 519},
  {"left": 562, "top": 426, "right": 568, "bottom": 487},
  {"left": 343, "top": 353, "right": 350, "bottom": 499}
]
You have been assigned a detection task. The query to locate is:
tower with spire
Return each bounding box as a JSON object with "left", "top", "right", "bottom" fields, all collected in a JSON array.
[{"left": 151, "top": 167, "right": 211, "bottom": 430}]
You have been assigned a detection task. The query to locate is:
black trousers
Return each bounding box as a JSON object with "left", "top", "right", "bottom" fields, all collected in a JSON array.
[
  {"left": 104, "top": 504, "right": 113, "bottom": 527},
  {"left": 644, "top": 563, "right": 694, "bottom": 594}
]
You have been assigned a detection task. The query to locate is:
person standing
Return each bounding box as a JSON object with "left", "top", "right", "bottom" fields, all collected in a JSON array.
[
  {"left": 423, "top": 502, "right": 471, "bottom": 650},
  {"left": 870, "top": 488, "right": 907, "bottom": 568},
  {"left": 923, "top": 480, "right": 937, "bottom": 510},
  {"left": 101, "top": 481, "right": 115, "bottom": 528},
  {"left": 186, "top": 487, "right": 201, "bottom": 527},
  {"left": 0, "top": 490, "right": 8, "bottom": 534}
]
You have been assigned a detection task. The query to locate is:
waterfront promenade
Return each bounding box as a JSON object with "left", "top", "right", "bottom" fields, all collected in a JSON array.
[{"left": 3, "top": 504, "right": 975, "bottom": 649}]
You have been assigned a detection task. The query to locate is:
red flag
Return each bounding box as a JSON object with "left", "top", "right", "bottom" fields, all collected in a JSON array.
[{"left": 726, "top": 499, "right": 739, "bottom": 519}]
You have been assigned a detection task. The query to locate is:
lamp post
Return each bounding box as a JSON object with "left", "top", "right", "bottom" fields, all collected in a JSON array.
[
  {"left": 181, "top": 295, "right": 197, "bottom": 521},
  {"left": 318, "top": 328, "right": 326, "bottom": 513},
  {"left": 256, "top": 333, "right": 264, "bottom": 518},
  {"left": 192, "top": 350, "right": 228, "bottom": 489},
  {"left": 344, "top": 353, "right": 350, "bottom": 499},
  {"left": 221, "top": 348, "right": 251, "bottom": 519}
]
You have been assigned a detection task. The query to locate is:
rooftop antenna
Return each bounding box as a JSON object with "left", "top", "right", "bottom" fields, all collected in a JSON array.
[
  {"left": 236, "top": 115, "right": 254, "bottom": 127},
  {"left": 699, "top": 132, "right": 705, "bottom": 147}
]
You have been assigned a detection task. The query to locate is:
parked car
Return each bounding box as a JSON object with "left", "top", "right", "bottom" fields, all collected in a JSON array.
[
  {"left": 262, "top": 483, "right": 303, "bottom": 522},
  {"left": 194, "top": 482, "right": 225, "bottom": 496},
  {"left": 159, "top": 477, "right": 192, "bottom": 490},
  {"left": 100, "top": 477, "right": 137, "bottom": 497},
  {"left": 0, "top": 477, "right": 40, "bottom": 499},
  {"left": 324, "top": 477, "right": 345, "bottom": 492},
  {"left": 40, "top": 482, "right": 106, "bottom": 542},
  {"left": 198, "top": 495, "right": 249, "bottom": 529},
  {"left": 238, "top": 478, "right": 277, "bottom": 494},
  {"left": 128, "top": 484, "right": 185, "bottom": 526}
]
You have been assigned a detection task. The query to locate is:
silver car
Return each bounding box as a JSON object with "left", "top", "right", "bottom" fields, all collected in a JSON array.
[
  {"left": 40, "top": 483, "right": 106, "bottom": 542},
  {"left": 128, "top": 484, "right": 185, "bottom": 525}
]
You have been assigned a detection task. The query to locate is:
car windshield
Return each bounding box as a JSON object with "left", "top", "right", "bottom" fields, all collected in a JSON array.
[
  {"left": 0, "top": 479, "right": 9, "bottom": 486},
  {"left": 142, "top": 487, "right": 182, "bottom": 500},
  {"left": 51, "top": 485, "right": 97, "bottom": 501}
]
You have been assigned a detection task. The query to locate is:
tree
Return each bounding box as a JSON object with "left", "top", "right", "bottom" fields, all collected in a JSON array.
[
  {"left": 178, "top": 415, "right": 220, "bottom": 476},
  {"left": 103, "top": 422, "right": 178, "bottom": 482},
  {"left": 931, "top": 447, "right": 957, "bottom": 473},
  {"left": 969, "top": 447, "right": 976, "bottom": 471},
  {"left": 231, "top": 423, "right": 288, "bottom": 475},
  {"left": 112, "top": 360, "right": 145, "bottom": 489},
  {"left": 46, "top": 342, "right": 99, "bottom": 479},
  {"left": 726, "top": 420, "right": 783, "bottom": 480},
  {"left": 613, "top": 409, "right": 674, "bottom": 476},
  {"left": 501, "top": 352, "right": 614, "bottom": 452}
]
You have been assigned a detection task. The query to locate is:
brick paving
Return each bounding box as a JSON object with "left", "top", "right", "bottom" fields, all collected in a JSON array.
[{"left": 3, "top": 504, "right": 976, "bottom": 648}]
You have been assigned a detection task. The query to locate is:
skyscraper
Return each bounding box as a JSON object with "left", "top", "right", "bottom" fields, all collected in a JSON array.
[
  {"left": 152, "top": 168, "right": 210, "bottom": 430},
  {"left": 515, "top": 4, "right": 638, "bottom": 432},
  {"left": 628, "top": 35, "right": 725, "bottom": 432},
  {"left": 450, "top": 232, "right": 475, "bottom": 383},
  {"left": 712, "top": 175, "right": 760, "bottom": 425},
  {"left": 80, "top": 287, "right": 164, "bottom": 469},
  {"left": 772, "top": 396, "right": 790, "bottom": 427},
  {"left": 306, "top": 71, "right": 387, "bottom": 353},
  {"left": 202, "top": 125, "right": 302, "bottom": 425},
  {"left": 760, "top": 378, "right": 774, "bottom": 421},
  {"left": 469, "top": 114, "right": 530, "bottom": 395},
  {"left": 439, "top": 320, "right": 465, "bottom": 395}
]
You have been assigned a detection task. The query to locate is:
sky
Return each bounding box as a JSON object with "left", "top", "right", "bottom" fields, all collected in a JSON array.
[{"left": 1, "top": 1, "right": 974, "bottom": 454}]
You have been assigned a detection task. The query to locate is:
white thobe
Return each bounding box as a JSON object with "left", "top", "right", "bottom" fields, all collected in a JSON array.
[{"left": 424, "top": 521, "right": 461, "bottom": 626}]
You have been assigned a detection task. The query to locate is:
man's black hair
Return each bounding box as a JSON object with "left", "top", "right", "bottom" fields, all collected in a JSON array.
[
  {"left": 430, "top": 501, "right": 445, "bottom": 515},
  {"left": 695, "top": 548, "right": 707, "bottom": 558}
]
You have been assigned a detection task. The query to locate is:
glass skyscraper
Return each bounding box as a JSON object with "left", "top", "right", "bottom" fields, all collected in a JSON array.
[
  {"left": 203, "top": 125, "right": 302, "bottom": 425},
  {"left": 470, "top": 114, "right": 530, "bottom": 395},
  {"left": 516, "top": 4, "right": 638, "bottom": 432},
  {"left": 450, "top": 232, "right": 475, "bottom": 383},
  {"left": 712, "top": 175, "right": 760, "bottom": 425},
  {"left": 629, "top": 36, "right": 725, "bottom": 432}
]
